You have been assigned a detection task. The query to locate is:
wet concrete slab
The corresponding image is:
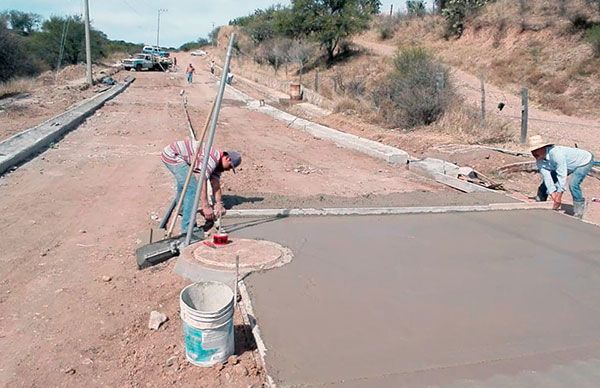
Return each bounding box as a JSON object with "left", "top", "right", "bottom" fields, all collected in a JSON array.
[{"left": 232, "top": 210, "right": 600, "bottom": 387}]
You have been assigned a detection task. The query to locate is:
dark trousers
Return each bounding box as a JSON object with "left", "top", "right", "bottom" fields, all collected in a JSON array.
[{"left": 536, "top": 171, "right": 558, "bottom": 202}]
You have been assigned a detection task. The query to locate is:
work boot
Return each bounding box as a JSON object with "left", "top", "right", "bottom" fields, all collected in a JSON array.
[{"left": 573, "top": 200, "right": 587, "bottom": 219}]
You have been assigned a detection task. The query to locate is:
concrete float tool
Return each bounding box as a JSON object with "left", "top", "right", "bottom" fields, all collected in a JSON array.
[{"left": 136, "top": 34, "right": 236, "bottom": 269}]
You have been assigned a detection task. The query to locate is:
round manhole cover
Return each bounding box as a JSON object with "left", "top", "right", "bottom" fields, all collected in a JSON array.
[{"left": 187, "top": 238, "right": 293, "bottom": 273}]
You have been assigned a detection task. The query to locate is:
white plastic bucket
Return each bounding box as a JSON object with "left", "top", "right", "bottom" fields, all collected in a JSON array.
[{"left": 180, "top": 281, "right": 235, "bottom": 366}]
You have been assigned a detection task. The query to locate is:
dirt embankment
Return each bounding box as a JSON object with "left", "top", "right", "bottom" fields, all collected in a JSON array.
[{"left": 0, "top": 64, "right": 125, "bottom": 142}]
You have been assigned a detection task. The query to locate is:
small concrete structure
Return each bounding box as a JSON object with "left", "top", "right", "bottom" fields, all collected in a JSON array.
[
  {"left": 234, "top": 210, "right": 600, "bottom": 387},
  {"left": 289, "top": 82, "right": 302, "bottom": 100},
  {"left": 180, "top": 238, "right": 293, "bottom": 274}
]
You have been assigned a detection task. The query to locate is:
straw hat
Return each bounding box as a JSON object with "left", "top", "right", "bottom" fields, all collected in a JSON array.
[{"left": 528, "top": 135, "right": 553, "bottom": 153}]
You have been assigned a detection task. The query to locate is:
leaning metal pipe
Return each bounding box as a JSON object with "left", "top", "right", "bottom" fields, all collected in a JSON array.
[{"left": 184, "top": 33, "right": 236, "bottom": 246}]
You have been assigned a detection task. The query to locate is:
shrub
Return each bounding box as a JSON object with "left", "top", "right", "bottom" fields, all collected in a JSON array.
[
  {"left": 407, "top": 0, "right": 427, "bottom": 17},
  {"left": 568, "top": 13, "right": 592, "bottom": 33},
  {"left": 586, "top": 24, "right": 600, "bottom": 56},
  {"left": 377, "top": 15, "right": 401, "bottom": 40},
  {"left": 0, "top": 25, "right": 38, "bottom": 82},
  {"left": 442, "top": 0, "right": 491, "bottom": 38},
  {"left": 372, "top": 47, "right": 454, "bottom": 128}
]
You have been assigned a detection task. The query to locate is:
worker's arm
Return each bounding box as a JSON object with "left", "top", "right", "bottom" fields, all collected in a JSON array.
[
  {"left": 552, "top": 150, "right": 568, "bottom": 193},
  {"left": 550, "top": 150, "right": 568, "bottom": 210},
  {"left": 539, "top": 167, "right": 557, "bottom": 194},
  {"left": 200, "top": 179, "right": 214, "bottom": 220},
  {"left": 211, "top": 178, "right": 226, "bottom": 218}
]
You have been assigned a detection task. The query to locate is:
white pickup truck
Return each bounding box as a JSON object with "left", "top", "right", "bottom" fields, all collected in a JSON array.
[{"left": 122, "top": 54, "right": 156, "bottom": 71}]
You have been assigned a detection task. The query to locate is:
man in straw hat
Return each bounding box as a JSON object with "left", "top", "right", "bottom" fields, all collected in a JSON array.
[{"left": 529, "top": 135, "right": 595, "bottom": 218}]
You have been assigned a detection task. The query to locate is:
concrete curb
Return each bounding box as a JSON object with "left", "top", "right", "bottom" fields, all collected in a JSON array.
[
  {"left": 224, "top": 85, "right": 408, "bottom": 165},
  {"left": 0, "top": 77, "right": 135, "bottom": 175},
  {"left": 237, "top": 280, "right": 275, "bottom": 388},
  {"left": 225, "top": 202, "right": 552, "bottom": 218}
]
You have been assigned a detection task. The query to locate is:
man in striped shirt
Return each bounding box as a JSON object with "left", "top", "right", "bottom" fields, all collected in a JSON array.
[{"left": 161, "top": 138, "right": 241, "bottom": 234}]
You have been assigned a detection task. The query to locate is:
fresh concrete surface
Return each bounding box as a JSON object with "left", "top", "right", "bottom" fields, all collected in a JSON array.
[
  {"left": 232, "top": 210, "right": 600, "bottom": 387},
  {"left": 0, "top": 77, "right": 134, "bottom": 175}
]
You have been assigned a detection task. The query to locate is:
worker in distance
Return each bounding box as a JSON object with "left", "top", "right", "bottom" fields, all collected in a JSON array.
[{"left": 529, "top": 135, "right": 595, "bottom": 218}]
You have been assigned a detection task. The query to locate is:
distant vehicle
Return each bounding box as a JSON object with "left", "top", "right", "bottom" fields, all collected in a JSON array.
[
  {"left": 191, "top": 50, "right": 206, "bottom": 56},
  {"left": 142, "top": 45, "right": 170, "bottom": 58},
  {"left": 122, "top": 53, "right": 172, "bottom": 71}
]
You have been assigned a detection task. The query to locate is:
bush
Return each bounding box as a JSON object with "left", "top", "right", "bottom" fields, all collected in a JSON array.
[
  {"left": 569, "top": 13, "right": 592, "bottom": 32},
  {"left": 377, "top": 15, "right": 400, "bottom": 40},
  {"left": 407, "top": 0, "right": 427, "bottom": 17},
  {"left": 586, "top": 24, "right": 600, "bottom": 56},
  {"left": 372, "top": 47, "right": 454, "bottom": 128},
  {"left": 0, "top": 25, "right": 38, "bottom": 82},
  {"left": 442, "top": 0, "right": 491, "bottom": 38}
]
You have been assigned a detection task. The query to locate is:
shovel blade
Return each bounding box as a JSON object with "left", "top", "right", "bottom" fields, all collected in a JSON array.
[{"left": 136, "top": 238, "right": 180, "bottom": 269}]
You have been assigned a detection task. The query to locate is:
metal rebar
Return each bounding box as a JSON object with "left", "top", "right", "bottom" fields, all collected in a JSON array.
[{"left": 184, "top": 33, "right": 236, "bottom": 246}]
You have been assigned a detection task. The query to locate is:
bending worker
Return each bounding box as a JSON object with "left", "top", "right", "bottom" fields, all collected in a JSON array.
[
  {"left": 529, "top": 135, "right": 594, "bottom": 218},
  {"left": 161, "top": 138, "right": 241, "bottom": 234}
]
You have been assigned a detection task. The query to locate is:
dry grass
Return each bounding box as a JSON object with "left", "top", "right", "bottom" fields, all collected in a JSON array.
[
  {"left": 428, "top": 103, "right": 515, "bottom": 145},
  {"left": 0, "top": 78, "right": 36, "bottom": 99},
  {"left": 383, "top": 0, "right": 600, "bottom": 116}
]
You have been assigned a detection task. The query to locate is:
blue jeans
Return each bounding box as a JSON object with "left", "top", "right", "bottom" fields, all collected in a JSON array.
[
  {"left": 164, "top": 162, "right": 197, "bottom": 233},
  {"left": 570, "top": 156, "right": 594, "bottom": 203},
  {"left": 537, "top": 155, "right": 594, "bottom": 203},
  {"left": 187, "top": 73, "right": 193, "bottom": 84}
]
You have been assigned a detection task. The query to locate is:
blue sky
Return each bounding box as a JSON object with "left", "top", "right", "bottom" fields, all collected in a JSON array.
[{"left": 2, "top": 1, "right": 433, "bottom": 47}]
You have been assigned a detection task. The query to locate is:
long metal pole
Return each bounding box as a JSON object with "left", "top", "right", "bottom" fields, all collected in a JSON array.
[
  {"left": 156, "top": 10, "right": 160, "bottom": 47},
  {"left": 185, "top": 33, "right": 236, "bottom": 246},
  {"left": 83, "top": 0, "right": 93, "bottom": 86},
  {"left": 165, "top": 99, "right": 217, "bottom": 238}
]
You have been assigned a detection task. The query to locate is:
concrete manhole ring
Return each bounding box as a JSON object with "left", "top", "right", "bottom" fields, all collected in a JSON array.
[{"left": 189, "top": 238, "right": 293, "bottom": 273}]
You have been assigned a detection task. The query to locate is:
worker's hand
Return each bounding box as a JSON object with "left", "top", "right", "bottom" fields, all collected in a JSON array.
[
  {"left": 202, "top": 205, "right": 215, "bottom": 220},
  {"left": 214, "top": 202, "right": 227, "bottom": 218},
  {"left": 550, "top": 192, "right": 563, "bottom": 210}
]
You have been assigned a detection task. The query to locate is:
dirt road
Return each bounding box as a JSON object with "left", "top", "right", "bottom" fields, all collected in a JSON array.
[{"left": 0, "top": 58, "right": 450, "bottom": 386}]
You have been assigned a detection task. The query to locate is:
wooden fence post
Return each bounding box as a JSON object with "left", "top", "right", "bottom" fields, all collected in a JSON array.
[
  {"left": 520, "top": 87, "right": 529, "bottom": 144},
  {"left": 480, "top": 73, "right": 486, "bottom": 127}
]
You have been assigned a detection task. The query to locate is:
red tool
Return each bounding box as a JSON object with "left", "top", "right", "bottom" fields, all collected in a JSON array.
[{"left": 213, "top": 231, "right": 229, "bottom": 245}]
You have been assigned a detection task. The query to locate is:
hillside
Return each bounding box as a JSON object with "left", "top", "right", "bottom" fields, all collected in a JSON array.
[{"left": 377, "top": 0, "right": 600, "bottom": 117}]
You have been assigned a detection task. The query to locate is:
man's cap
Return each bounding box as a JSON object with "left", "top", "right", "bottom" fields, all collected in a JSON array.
[
  {"left": 225, "top": 151, "right": 242, "bottom": 173},
  {"left": 528, "top": 135, "right": 553, "bottom": 153}
]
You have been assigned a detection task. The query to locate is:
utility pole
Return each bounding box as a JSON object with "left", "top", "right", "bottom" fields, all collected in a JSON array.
[
  {"left": 83, "top": 0, "right": 93, "bottom": 86},
  {"left": 157, "top": 9, "right": 167, "bottom": 47}
]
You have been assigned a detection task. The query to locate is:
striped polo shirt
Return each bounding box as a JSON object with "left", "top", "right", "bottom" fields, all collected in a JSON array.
[{"left": 161, "top": 138, "right": 222, "bottom": 180}]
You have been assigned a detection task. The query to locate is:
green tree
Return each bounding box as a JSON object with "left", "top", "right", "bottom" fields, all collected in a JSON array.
[
  {"left": 407, "top": 0, "right": 426, "bottom": 16},
  {"left": 442, "top": 0, "right": 490, "bottom": 37},
  {"left": 208, "top": 26, "right": 220, "bottom": 45},
  {"left": 28, "top": 15, "right": 106, "bottom": 69},
  {"left": 179, "top": 37, "right": 209, "bottom": 51},
  {"left": 291, "top": 0, "right": 381, "bottom": 63},
  {"left": 0, "top": 24, "right": 38, "bottom": 81},
  {"left": 1, "top": 10, "right": 41, "bottom": 35}
]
